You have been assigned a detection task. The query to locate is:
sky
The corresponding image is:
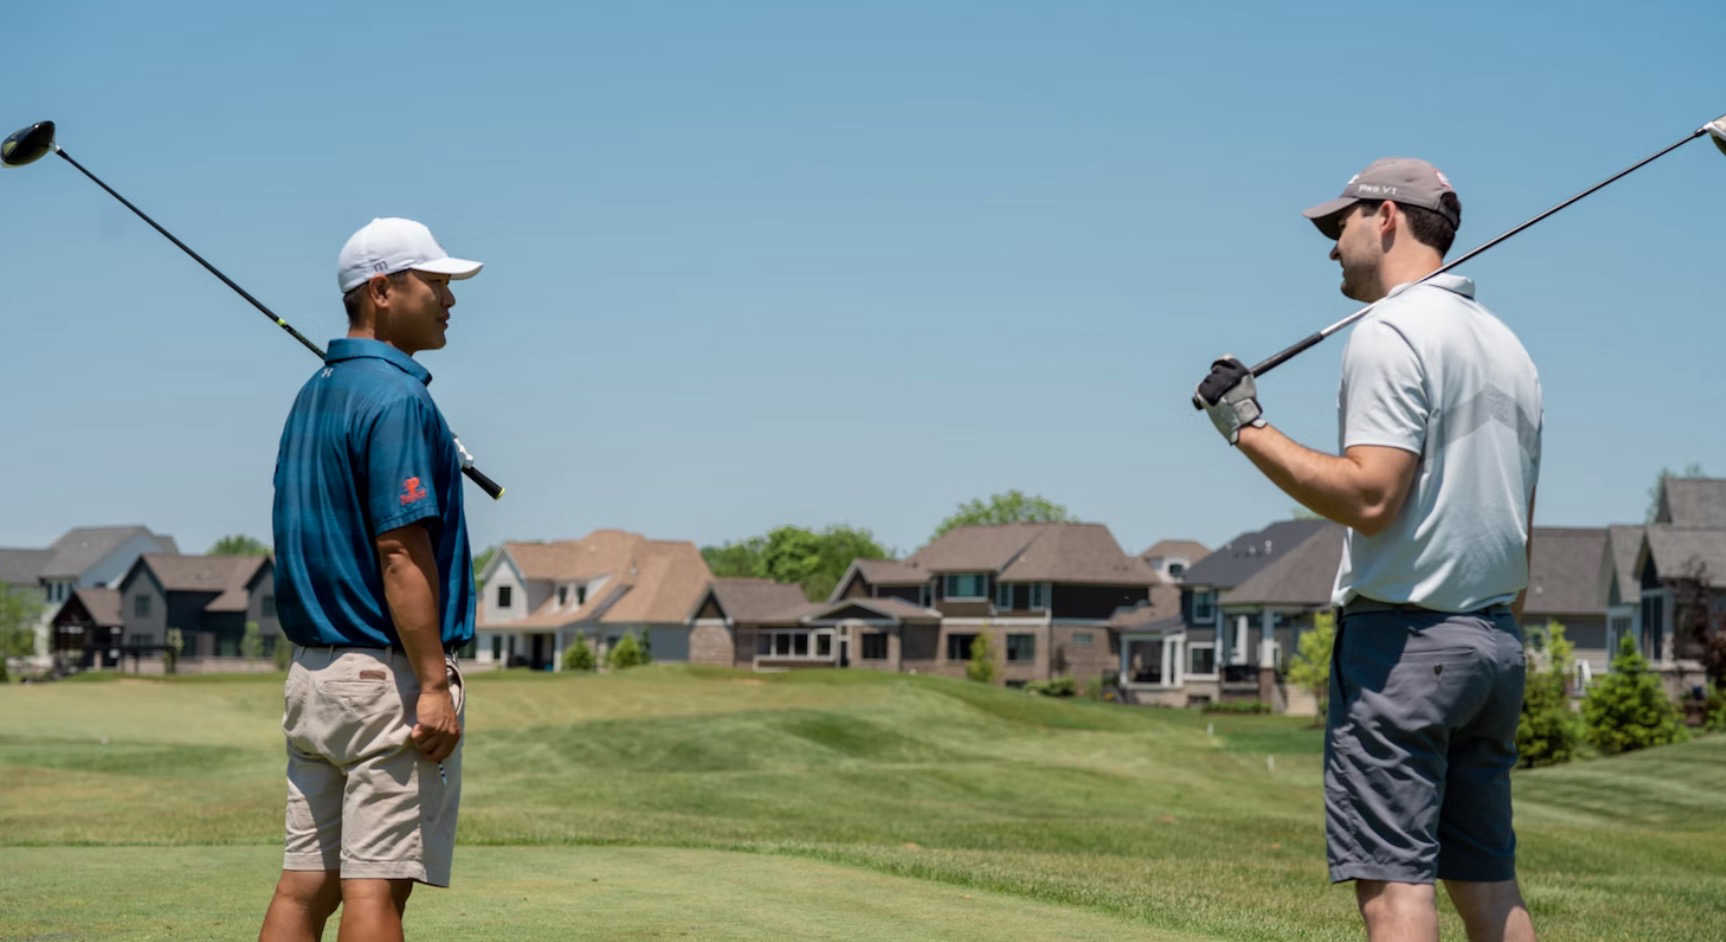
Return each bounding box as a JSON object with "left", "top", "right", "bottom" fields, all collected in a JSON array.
[{"left": 4, "top": 0, "right": 1724, "bottom": 559}]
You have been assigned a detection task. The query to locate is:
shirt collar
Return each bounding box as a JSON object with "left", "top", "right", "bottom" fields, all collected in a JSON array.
[
  {"left": 1384, "top": 272, "right": 1475, "bottom": 301},
  {"left": 324, "top": 338, "right": 432, "bottom": 386}
]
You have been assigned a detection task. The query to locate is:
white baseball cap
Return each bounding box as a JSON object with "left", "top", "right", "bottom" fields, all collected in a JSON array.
[{"left": 336, "top": 217, "right": 484, "bottom": 294}]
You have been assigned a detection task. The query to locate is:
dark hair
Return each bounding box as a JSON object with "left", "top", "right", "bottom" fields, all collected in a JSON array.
[
  {"left": 342, "top": 270, "right": 412, "bottom": 326},
  {"left": 1355, "top": 191, "right": 1461, "bottom": 256}
]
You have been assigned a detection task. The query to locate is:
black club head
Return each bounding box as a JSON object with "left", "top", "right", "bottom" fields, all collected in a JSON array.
[{"left": 1, "top": 121, "right": 56, "bottom": 168}]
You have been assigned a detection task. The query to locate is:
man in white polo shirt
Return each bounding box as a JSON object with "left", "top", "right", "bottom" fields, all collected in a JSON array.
[{"left": 1194, "top": 158, "right": 1542, "bottom": 942}]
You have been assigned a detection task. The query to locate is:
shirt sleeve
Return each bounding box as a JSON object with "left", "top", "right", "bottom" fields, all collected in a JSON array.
[
  {"left": 1339, "top": 318, "right": 1428, "bottom": 455},
  {"left": 362, "top": 393, "right": 444, "bottom": 535}
]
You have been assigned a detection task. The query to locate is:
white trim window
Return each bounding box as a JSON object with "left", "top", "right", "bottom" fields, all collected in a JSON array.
[
  {"left": 996, "top": 582, "right": 1014, "bottom": 610},
  {"left": 1028, "top": 582, "right": 1050, "bottom": 611},
  {"left": 756, "top": 629, "right": 836, "bottom": 660},
  {"left": 1005, "top": 633, "right": 1036, "bottom": 663},
  {"left": 1188, "top": 641, "right": 1217, "bottom": 678},
  {"left": 1191, "top": 588, "right": 1215, "bottom": 623},
  {"left": 944, "top": 573, "right": 988, "bottom": 600},
  {"left": 496, "top": 584, "right": 513, "bottom": 609}
]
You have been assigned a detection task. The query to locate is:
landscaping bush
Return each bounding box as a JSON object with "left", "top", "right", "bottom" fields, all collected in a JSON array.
[
  {"left": 607, "top": 634, "right": 650, "bottom": 670},
  {"left": 273, "top": 639, "right": 292, "bottom": 671},
  {"left": 1582, "top": 634, "right": 1687, "bottom": 755},
  {"left": 1287, "top": 610, "right": 1335, "bottom": 720},
  {"left": 1703, "top": 684, "right": 1726, "bottom": 733},
  {"left": 241, "top": 622, "right": 262, "bottom": 660},
  {"left": 563, "top": 641, "right": 596, "bottom": 672},
  {"left": 1026, "top": 676, "right": 1076, "bottom": 697},
  {"left": 1517, "top": 621, "right": 1583, "bottom": 767},
  {"left": 965, "top": 633, "right": 994, "bottom": 684}
]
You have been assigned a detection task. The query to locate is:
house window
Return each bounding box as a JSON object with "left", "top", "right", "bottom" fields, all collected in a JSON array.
[
  {"left": 557, "top": 586, "right": 567, "bottom": 605},
  {"left": 1192, "top": 589, "right": 1215, "bottom": 623},
  {"left": 995, "top": 582, "right": 1013, "bottom": 609},
  {"left": 758, "top": 630, "right": 829, "bottom": 659},
  {"left": 1168, "top": 562, "right": 1185, "bottom": 578},
  {"left": 919, "top": 584, "right": 931, "bottom": 607},
  {"left": 946, "top": 633, "right": 978, "bottom": 661},
  {"left": 1188, "top": 642, "right": 1216, "bottom": 676},
  {"left": 577, "top": 585, "right": 587, "bottom": 605},
  {"left": 861, "top": 633, "right": 888, "bottom": 660},
  {"left": 1028, "top": 582, "right": 1050, "bottom": 611},
  {"left": 491, "top": 635, "right": 503, "bottom": 661},
  {"left": 497, "top": 585, "right": 513, "bottom": 609},
  {"left": 261, "top": 595, "right": 275, "bottom": 618},
  {"left": 1071, "top": 631, "right": 1092, "bottom": 647},
  {"left": 944, "top": 573, "right": 987, "bottom": 599},
  {"left": 775, "top": 633, "right": 792, "bottom": 656},
  {"left": 1005, "top": 633, "right": 1035, "bottom": 662},
  {"left": 756, "top": 632, "right": 771, "bottom": 656},
  {"left": 816, "top": 634, "right": 832, "bottom": 657},
  {"left": 134, "top": 595, "right": 151, "bottom": 617}
]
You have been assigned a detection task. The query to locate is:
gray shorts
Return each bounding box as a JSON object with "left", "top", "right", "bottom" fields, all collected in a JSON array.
[
  {"left": 281, "top": 646, "right": 465, "bottom": 886},
  {"left": 1325, "top": 606, "right": 1525, "bottom": 884}
]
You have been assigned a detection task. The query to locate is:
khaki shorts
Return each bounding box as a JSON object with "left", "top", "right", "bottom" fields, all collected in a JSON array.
[{"left": 281, "top": 645, "right": 465, "bottom": 886}]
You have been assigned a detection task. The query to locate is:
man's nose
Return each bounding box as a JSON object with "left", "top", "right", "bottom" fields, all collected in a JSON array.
[{"left": 1329, "top": 243, "right": 1341, "bottom": 261}]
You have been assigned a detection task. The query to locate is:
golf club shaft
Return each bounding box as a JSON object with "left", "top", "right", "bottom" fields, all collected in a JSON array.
[
  {"left": 1239, "top": 124, "right": 1710, "bottom": 384},
  {"left": 51, "top": 146, "right": 505, "bottom": 500}
]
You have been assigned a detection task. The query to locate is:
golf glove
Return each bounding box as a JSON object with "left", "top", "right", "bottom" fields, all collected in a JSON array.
[{"left": 1192, "top": 355, "right": 1266, "bottom": 445}]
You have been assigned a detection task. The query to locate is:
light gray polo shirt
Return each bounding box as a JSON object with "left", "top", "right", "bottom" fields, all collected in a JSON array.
[{"left": 1331, "top": 274, "right": 1542, "bottom": 612}]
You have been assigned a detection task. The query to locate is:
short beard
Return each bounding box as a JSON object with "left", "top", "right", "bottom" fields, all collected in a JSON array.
[{"left": 1339, "top": 259, "right": 1384, "bottom": 303}]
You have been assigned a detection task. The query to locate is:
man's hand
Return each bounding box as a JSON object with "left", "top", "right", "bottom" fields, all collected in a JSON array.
[
  {"left": 411, "top": 685, "right": 461, "bottom": 763},
  {"left": 1193, "top": 355, "right": 1266, "bottom": 445}
]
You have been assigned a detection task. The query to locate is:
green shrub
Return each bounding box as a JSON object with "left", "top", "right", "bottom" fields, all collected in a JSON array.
[
  {"left": 1517, "top": 621, "right": 1583, "bottom": 767},
  {"left": 272, "top": 638, "right": 292, "bottom": 671},
  {"left": 241, "top": 622, "right": 262, "bottom": 660},
  {"left": 1583, "top": 635, "right": 1688, "bottom": 755},
  {"left": 563, "top": 640, "right": 596, "bottom": 672},
  {"left": 1287, "top": 610, "right": 1335, "bottom": 717},
  {"left": 1027, "top": 676, "right": 1076, "bottom": 697},
  {"left": 1704, "top": 684, "right": 1726, "bottom": 733},
  {"left": 607, "top": 634, "right": 650, "bottom": 670},
  {"left": 965, "top": 633, "right": 994, "bottom": 684}
]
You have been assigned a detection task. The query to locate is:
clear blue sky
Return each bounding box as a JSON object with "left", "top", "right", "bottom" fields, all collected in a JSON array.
[{"left": 4, "top": 0, "right": 1724, "bottom": 558}]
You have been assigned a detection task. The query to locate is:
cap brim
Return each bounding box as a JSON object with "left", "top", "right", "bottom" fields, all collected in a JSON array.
[
  {"left": 1301, "top": 197, "right": 1358, "bottom": 240},
  {"left": 411, "top": 256, "right": 484, "bottom": 280}
]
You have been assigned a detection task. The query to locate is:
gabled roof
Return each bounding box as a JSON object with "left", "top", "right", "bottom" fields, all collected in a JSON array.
[
  {"left": 1524, "top": 527, "right": 1608, "bottom": 617},
  {"left": 904, "top": 522, "right": 1155, "bottom": 585},
  {"left": 996, "top": 524, "right": 1158, "bottom": 585},
  {"left": 1108, "top": 581, "right": 1183, "bottom": 629},
  {"left": 43, "top": 526, "right": 177, "bottom": 579},
  {"left": 0, "top": 548, "right": 53, "bottom": 588},
  {"left": 1140, "top": 539, "right": 1211, "bottom": 563},
  {"left": 1605, "top": 524, "right": 1644, "bottom": 605},
  {"left": 802, "top": 597, "right": 942, "bottom": 624},
  {"left": 1182, "top": 519, "right": 1331, "bottom": 590},
  {"left": 1639, "top": 526, "right": 1726, "bottom": 587},
  {"left": 1219, "top": 523, "right": 1345, "bottom": 607},
  {"left": 1656, "top": 478, "right": 1726, "bottom": 527},
  {"left": 127, "top": 554, "right": 269, "bottom": 613},
  {"left": 481, "top": 531, "right": 713, "bottom": 629},
  {"left": 64, "top": 587, "right": 122, "bottom": 627},
  {"left": 699, "top": 578, "right": 815, "bottom": 624},
  {"left": 852, "top": 559, "right": 927, "bottom": 585}
]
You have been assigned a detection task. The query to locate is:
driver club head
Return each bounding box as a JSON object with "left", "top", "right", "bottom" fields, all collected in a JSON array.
[
  {"left": 1, "top": 120, "right": 56, "bottom": 168},
  {"left": 1708, "top": 115, "right": 1726, "bottom": 159}
]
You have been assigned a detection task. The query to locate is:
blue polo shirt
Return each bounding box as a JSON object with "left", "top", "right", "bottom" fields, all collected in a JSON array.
[{"left": 272, "top": 338, "right": 475, "bottom": 648}]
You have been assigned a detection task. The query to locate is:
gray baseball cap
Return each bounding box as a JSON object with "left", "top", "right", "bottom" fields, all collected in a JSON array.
[{"left": 1302, "top": 157, "right": 1459, "bottom": 240}]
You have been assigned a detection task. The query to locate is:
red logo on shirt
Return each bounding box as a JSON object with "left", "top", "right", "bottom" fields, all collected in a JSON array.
[{"left": 400, "top": 477, "right": 428, "bottom": 505}]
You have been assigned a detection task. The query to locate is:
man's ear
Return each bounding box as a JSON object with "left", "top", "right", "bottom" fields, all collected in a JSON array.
[{"left": 366, "top": 274, "right": 393, "bottom": 311}]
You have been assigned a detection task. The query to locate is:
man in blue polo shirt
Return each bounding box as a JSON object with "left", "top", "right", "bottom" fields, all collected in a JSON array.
[{"left": 259, "top": 217, "right": 482, "bottom": 942}]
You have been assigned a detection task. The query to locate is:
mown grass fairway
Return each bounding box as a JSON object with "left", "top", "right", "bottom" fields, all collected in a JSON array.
[{"left": 3, "top": 666, "right": 1724, "bottom": 939}]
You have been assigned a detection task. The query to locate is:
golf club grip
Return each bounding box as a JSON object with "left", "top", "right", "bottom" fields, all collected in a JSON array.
[
  {"left": 1251, "top": 331, "right": 1325, "bottom": 378},
  {"left": 463, "top": 464, "right": 505, "bottom": 500}
]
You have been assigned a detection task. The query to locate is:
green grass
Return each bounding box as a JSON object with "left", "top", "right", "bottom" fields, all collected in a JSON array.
[{"left": 2, "top": 666, "right": 1723, "bottom": 939}]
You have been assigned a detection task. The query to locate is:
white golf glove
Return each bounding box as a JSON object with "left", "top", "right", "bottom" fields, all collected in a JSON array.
[{"left": 1192, "top": 355, "right": 1266, "bottom": 445}]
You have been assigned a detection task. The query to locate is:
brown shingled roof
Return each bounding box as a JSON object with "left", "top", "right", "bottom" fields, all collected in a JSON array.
[
  {"left": 70, "top": 587, "right": 122, "bottom": 627},
  {"left": 853, "top": 559, "right": 927, "bottom": 584},
  {"left": 1218, "top": 523, "right": 1345, "bottom": 606},
  {"left": 482, "top": 531, "right": 713, "bottom": 629},
  {"left": 704, "top": 578, "right": 815, "bottom": 624},
  {"left": 1140, "top": 539, "right": 1211, "bottom": 563},
  {"left": 907, "top": 522, "right": 1154, "bottom": 585},
  {"left": 803, "top": 596, "right": 942, "bottom": 624},
  {"left": 133, "top": 554, "right": 268, "bottom": 614}
]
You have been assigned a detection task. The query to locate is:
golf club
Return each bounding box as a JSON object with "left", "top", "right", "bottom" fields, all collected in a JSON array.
[
  {"left": 1194, "top": 112, "right": 1726, "bottom": 409},
  {"left": 2, "top": 120, "right": 505, "bottom": 499}
]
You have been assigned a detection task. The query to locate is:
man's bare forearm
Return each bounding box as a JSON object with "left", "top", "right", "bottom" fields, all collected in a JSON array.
[
  {"left": 1235, "top": 425, "right": 1409, "bottom": 536},
  {"left": 377, "top": 524, "right": 448, "bottom": 691}
]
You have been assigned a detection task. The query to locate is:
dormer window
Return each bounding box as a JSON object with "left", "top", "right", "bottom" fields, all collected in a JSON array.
[
  {"left": 497, "top": 585, "right": 513, "bottom": 609},
  {"left": 995, "top": 582, "right": 1013, "bottom": 609},
  {"left": 1191, "top": 588, "right": 1215, "bottom": 623},
  {"left": 577, "top": 585, "right": 587, "bottom": 606},
  {"left": 557, "top": 586, "right": 568, "bottom": 606},
  {"left": 1167, "top": 562, "right": 1185, "bottom": 578},
  {"left": 1028, "top": 582, "right": 1050, "bottom": 611},
  {"left": 944, "top": 573, "right": 987, "bottom": 600}
]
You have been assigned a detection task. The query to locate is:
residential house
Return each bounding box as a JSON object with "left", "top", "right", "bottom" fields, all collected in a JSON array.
[
  {"left": 815, "top": 522, "right": 1156, "bottom": 687},
  {"left": 688, "top": 578, "right": 826, "bottom": 669},
  {"left": 477, "top": 530, "right": 712, "bottom": 670},
  {"left": 116, "top": 554, "right": 278, "bottom": 659},
  {"left": 48, "top": 587, "right": 123, "bottom": 668},
  {"left": 1117, "top": 518, "right": 1333, "bottom": 707},
  {"left": 1521, "top": 527, "right": 1610, "bottom": 684},
  {"left": 0, "top": 525, "right": 178, "bottom": 662}
]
